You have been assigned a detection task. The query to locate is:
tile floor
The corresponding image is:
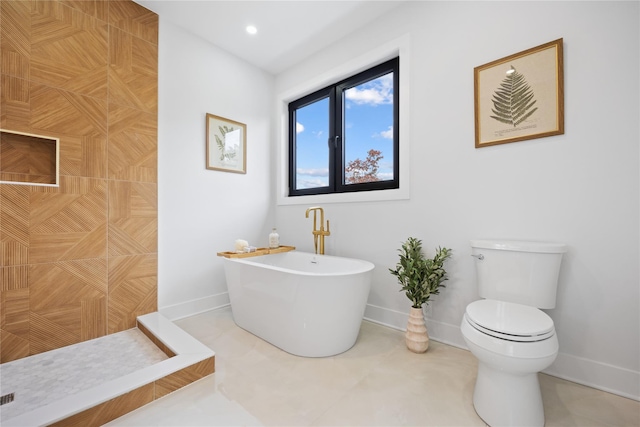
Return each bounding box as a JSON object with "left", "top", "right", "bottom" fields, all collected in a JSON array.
[
  {"left": 0, "top": 329, "right": 168, "bottom": 422},
  {"left": 106, "top": 307, "right": 639, "bottom": 426}
]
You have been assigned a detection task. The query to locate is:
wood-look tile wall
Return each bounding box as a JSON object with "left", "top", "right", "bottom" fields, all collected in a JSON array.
[{"left": 0, "top": 0, "right": 158, "bottom": 363}]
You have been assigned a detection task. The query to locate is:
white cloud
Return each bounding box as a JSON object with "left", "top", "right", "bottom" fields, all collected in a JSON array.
[
  {"left": 345, "top": 87, "right": 387, "bottom": 105},
  {"left": 380, "top": 125, "right": 393, "bottom": 139},
  {"left": 296, "top": 169, "right": 329, "bottom": 189},
  {"left": 296, "top": 122, "right": 305, "bottom": 134},
  {"left": 297, "top": 178, "right": 328, "bottom": 189},
  {"left": 345, "top": 74, "right": 393, "bottom": 106},
  {"left": 297, "top": 168, "right": 328, "bottom": 177}
]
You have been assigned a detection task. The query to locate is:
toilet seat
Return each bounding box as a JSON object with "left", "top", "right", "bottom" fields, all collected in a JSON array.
[{"left": 465, "top": 299, "right": 555, "bottom": 342}]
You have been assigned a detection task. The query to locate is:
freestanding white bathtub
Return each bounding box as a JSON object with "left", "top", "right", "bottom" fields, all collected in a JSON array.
[{"left": 222, "top": 251, "right": 374, "bottom": 357}]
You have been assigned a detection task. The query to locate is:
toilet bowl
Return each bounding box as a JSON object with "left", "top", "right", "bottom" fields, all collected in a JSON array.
[
  {"left": 464, "top": 240, "right": 567, "bottom": 427},
  {"left": 461, "top": 299, "right": 559, "bottom": 427}
]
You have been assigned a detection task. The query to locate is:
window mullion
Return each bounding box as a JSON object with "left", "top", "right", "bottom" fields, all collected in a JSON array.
[
  {"left": 333, "top": 86, "right": 345, "bottom": 193},
  {"left": 334, "top": 85, "right": 345, "bottom": 192},
  {"left": 323, "top": 88, "right": 332, "bottom": 193}
]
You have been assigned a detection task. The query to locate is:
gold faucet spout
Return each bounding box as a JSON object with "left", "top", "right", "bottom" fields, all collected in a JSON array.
[
  {"left": 305, "top": 206, "right": 323, "bottom": 225},
  {"left": 305, "top": 207, "right": 330, "bottom": 254}
]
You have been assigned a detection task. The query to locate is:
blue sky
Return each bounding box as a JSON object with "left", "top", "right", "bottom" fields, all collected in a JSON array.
[{"left": 295, "top": 73, "right": 394, "bottom": 189}]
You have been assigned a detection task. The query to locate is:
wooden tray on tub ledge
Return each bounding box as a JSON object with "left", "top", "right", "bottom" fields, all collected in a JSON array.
[{"left": 217, "top": 245, "right": 296, "bottom": 259}]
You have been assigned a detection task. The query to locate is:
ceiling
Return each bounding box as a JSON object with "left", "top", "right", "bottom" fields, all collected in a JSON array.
[{"left": 134, "top": 1, "right": 405, "bottom": 75}]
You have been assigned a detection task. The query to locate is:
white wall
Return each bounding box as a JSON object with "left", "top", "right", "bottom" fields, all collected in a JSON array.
[
  {"left": 155, "top": 2, "right": 639, "bottom": 400},
  {"left": 157, "top": 19, "right": 275, "bottom": 319},
  {"left": 274, "top": 1, "right": 639, "bottom": 399}
]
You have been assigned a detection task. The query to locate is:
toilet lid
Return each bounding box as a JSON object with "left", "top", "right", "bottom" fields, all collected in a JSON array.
[{"left": 465, "top": 299, "right": 555, "bottom": 342}]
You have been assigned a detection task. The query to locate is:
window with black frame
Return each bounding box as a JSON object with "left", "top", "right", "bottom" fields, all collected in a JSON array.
[{"left": 288, "top": 57, "right": 399, "bottom": 197}]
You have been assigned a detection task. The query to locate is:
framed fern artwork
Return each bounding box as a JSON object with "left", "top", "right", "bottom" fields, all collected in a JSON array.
[
  {"left": 206, "top": 113, "right": 247, "bottom": 173},
  {"left": 474, "top": 38, "right": 564, "bottom": 148}
]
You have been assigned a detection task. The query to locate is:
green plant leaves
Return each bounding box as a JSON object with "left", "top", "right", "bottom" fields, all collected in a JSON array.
[
  {"left": 389, "top": 238, "right": 452, "bottom": 308},
  {"left": 215, "top": 125, "right": 238, "bottom": 161},
  {"left": 490, "top": 66, "right": 538, "bottom": 127}
]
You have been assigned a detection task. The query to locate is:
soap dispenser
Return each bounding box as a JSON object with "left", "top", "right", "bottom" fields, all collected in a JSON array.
[{"left": 269, "top": 228, "right": 279, "bottom": 249}]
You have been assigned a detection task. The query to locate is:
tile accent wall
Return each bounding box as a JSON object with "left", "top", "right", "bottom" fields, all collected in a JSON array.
[{"left": 0, "top": 0, "right": 158, "bottom": 363}]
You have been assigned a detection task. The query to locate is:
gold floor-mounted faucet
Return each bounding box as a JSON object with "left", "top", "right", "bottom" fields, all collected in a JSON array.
[{"left": 305, "top": 206, "right": 330, "bottom": 255}]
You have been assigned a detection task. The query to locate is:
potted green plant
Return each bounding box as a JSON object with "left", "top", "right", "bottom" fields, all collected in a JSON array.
[{"left": 389, "top": 237, "right": 452, "bottom": 353}]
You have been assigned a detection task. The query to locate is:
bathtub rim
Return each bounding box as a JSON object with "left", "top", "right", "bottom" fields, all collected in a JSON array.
[{"left": 223, "top": 250, "right": 375, "bottom": 276}]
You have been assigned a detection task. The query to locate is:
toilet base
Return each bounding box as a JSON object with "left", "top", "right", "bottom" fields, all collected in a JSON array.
[{"left": 473, "top": 362, "right": 545, "bottom": 427}]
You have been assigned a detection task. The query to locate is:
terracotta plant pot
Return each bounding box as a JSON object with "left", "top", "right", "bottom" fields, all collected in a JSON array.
[{"left": 405, "top": 307, "right": 429, "bottom": 353}]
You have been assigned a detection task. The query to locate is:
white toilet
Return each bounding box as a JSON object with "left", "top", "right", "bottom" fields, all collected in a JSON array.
[{"left": 461, "top": 240, "right": 567, "bottom": 427}]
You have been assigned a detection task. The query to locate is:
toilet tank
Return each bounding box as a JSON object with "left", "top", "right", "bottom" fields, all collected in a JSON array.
[{"left": 470, "top": 240, "right": 567, "bottom": 309}]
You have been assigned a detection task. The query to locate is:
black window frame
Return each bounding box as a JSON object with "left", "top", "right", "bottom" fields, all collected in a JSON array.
[{"left": 288, "top": 57, "right": 399, "bottom": 197}]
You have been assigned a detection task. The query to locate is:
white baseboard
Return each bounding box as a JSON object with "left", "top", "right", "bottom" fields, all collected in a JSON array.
[
  {"left": 364, "top": 303, "right": 640, "bottom": 401},
  {"left": 159, "top": 298, "right": 639, "bottom": 400},
  {"left": 363, "top": 303, "right": 407, "bottom": 331},
  {"left": 363, "top": 303, "right": 467, "bottom": 349},
  {"left": 159, "top": 292, "right": 230, "bottom": 321},
  {"left": 544, "top": 352, "right": 640, "bottom": 401}
]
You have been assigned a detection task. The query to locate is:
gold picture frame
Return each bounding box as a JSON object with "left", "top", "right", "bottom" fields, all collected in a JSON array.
[
  {"left": 474, "top": 38, "right": 564, "bottom": 148},
  {"left": 206, "top": 113, "right": 247, "bottom": 173}
]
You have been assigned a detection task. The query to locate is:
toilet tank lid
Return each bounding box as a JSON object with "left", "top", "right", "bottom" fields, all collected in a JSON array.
[{"left": 470, "top": 240, "right": 567, "bottom": 253}]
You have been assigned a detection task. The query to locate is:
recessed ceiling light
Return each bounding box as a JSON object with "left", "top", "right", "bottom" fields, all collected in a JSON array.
[{"left": 246, "top": 25, "right": 257, "bottom": 35}]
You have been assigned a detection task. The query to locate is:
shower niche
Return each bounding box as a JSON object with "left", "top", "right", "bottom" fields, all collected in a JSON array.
[{"left": 0, "top": 129, "right": 59, "bottom": 186}]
